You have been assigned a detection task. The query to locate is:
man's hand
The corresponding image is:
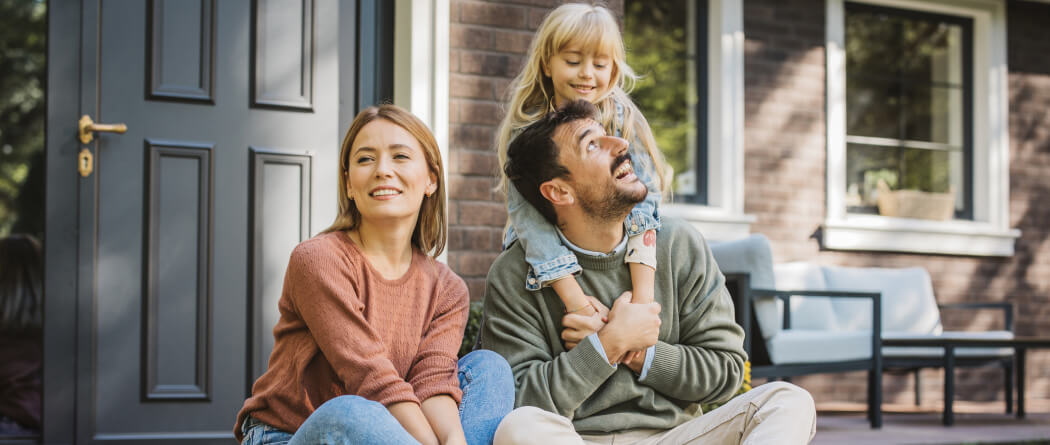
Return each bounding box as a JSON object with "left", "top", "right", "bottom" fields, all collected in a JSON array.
[
  {"left": 597, "top": 292, "right": 661, "bottom": 364},
  {"left": 561, "top": 297, "right": 609, "bottom": 349}
]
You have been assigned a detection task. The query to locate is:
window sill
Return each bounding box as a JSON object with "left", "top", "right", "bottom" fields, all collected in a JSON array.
[
  {"left": 822, "top": 215, "right": 1021, "bottom": 257},
  {"left": 663, "top": 203, "right": 756, "bottom": 242}
]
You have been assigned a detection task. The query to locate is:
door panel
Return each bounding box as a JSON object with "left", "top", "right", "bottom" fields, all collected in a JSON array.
[{"left": 77, "top": 0, "right": 340, "bottom": 441}]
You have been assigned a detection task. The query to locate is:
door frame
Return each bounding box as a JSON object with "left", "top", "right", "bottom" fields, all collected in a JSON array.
[{"left": 42, "top": 1, "right": 395, "bottom": 442}]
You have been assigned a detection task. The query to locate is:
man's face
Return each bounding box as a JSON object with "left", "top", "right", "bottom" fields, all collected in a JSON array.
[{"left": 553, "top": 118, "right": 647, "bottom": 221}]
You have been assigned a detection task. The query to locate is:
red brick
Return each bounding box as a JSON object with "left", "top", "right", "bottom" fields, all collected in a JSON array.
[
  {"left": 450, "top": 124, "right": 496, "bottom": 151},
  {"left": 454, "top": 251, "right": 501, "bottom": 276},
  {"left": 458, "top": 201, "right": 507, "bottom": 226},
  {"left": 450, "top": 226, "right": 502, "bottom": 251},
  {"left": 460, "top": 2, "right": 527, "bottom": 29},
  {"left": 449, "top": 175, "right": 498, "bottom": 200},
  {"left": 460, "top": 52, "right": 523, "bottom": 77},
  {"left": 458, "top": 100, "right": 504, "bottom": 125},
  {"left": 456, "top": 150, "right": 499, "bottom": 176}
]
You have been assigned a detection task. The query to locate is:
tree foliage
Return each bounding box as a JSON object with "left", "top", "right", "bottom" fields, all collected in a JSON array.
[
  {"left": 0, "top": 0, "right": 46, "bottom": 238},
  {"left": 623, "top": 0, "right": 698, "bottom": 195}
]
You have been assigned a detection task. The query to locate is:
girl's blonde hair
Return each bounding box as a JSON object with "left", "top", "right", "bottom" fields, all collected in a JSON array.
[
  {"left": 324, "top": 105, "right": 447, "bottom": 257},
  {"left": 496, "top": 2, "right": 667, "bottom": 196}
]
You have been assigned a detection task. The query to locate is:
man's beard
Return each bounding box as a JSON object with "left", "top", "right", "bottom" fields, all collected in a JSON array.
[{"left": 576, "top": 178, "right": 647, "bottom": 222}]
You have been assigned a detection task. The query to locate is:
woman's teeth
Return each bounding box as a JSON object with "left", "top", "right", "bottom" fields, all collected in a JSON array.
[{"left": 371, "top": 189, "right": 400, "bottom": 197}]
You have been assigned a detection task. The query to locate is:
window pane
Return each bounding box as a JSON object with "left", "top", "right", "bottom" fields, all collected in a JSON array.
[
  {"left": 902, "top": 85, "right": 963, "bottom": 144},
  {"left": 898, "top": 17, "right": 963, "bottom": 85},
  {"left": 624, "top": 0, "right": 702, "bottom": 199},
  {"left": 846, "top": 76, "right": 900, "bottom": 139},
  {"left": 846, "top": 143, "right": 900, "bottom": 212},
  {"left": 845, "top": 11, "right": 902, "bottom": 77}
]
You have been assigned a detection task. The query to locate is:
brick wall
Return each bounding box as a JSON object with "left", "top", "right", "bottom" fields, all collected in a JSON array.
[
  {"left": 449, "top": 0, "right": 1050, "bottom": 408},
  {"left": 743, "top": 0, "right": 1050, "bottom": 406}
]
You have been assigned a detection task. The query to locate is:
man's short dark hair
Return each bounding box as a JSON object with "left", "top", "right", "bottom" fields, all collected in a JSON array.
[{"left": 504, "top": 99, "right": 598, "bottom": 226}]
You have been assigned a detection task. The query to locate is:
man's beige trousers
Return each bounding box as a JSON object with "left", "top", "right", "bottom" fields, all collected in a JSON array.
[{"left": 494, "top": 382, "right": 817, "bottom": 445}]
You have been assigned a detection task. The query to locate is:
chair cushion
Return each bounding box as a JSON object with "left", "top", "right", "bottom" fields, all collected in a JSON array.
[
  {"left": 821, "top": 266, "right": 942, "bottom": 335},
  {"left": 766, "top": 330, "right": 873, "bottom": 364},
  {"left": 710, "top": 234, "right": 778, "bottom": 339},
  {"left": 883, "top": 330, "right": 1014, "bottom": 357},
  {"left": 773, "top": 262, "right": 838, "bottom": 331}
]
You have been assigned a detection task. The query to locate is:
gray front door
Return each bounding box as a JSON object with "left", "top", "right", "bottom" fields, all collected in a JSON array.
[{"left": 59, "top": 0, "right": 355, "bottom": 442}]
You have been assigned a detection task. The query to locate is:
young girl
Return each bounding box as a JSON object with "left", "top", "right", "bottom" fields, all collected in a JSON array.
[{"left": 496, "top": 3, "right": 668, "bottom": 356}]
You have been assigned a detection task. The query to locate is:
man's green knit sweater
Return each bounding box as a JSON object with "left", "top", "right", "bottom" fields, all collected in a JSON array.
[{"left": 481, "top": 217, "right": 747, "bottom": 434}]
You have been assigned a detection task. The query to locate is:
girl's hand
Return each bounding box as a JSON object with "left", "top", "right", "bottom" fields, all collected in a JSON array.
[{"left": 561, "top": 300, "right": 606, "bottom": 350}]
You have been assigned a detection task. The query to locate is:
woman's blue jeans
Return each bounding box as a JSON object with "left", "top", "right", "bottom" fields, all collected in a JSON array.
[{"left": 241, "top": 350, "right": 514, "bottom": 445}]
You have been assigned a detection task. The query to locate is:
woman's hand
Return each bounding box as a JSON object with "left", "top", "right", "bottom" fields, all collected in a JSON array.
[
  {"left": 389, "top": 401, "right": 440, "bottom": 445},
  {"left": 421, "top": 395, "right": 467, "bottom": 445}
]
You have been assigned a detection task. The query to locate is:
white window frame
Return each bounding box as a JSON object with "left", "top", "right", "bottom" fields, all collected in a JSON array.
[
  {"left": 662, "top": 0, "right": 755, "bottom": 241},
  {"left": 394, "top": 0, "right": 450, "bottom": 261},
  {"left": 823, "top": 0, "right": 1020, "bottom": 256}
]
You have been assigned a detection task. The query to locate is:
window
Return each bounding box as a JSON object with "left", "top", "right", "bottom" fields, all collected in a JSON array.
[
  {"left": 844, "top": 3, "right": 972, "bottom": 220},
  {"left": 620, "top": 1, "right": 752, "bottom": 241},
  {"left": 824, "top": 0, "right": 1019, "bottom": 256},
  {"left": 624, "top": 0, "right": 707, "bottom": 203}
]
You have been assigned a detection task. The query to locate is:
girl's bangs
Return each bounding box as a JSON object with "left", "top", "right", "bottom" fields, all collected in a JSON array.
[{"left": 552, "top": 12, "right": 622, "bottom": 59}]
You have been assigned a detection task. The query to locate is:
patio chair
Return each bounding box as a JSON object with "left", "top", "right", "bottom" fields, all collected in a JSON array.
[
  {"left": 711, "top": 235, "right": 883, "bottom": 428},
  {"left": 711, "top": 234, "right": 1016, "bottom": 427}
]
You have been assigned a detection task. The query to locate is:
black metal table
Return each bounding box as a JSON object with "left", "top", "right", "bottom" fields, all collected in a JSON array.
[{"left": 881, "top": 337, "right": 1050, "bottom": 426}]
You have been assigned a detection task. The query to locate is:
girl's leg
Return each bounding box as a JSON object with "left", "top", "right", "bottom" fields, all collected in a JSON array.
[
  {"left": 458, "top": 350, "right": 515, "bottom": 445},
  {"left": 289, "top": 395, "right": 418, "bottom": 445}
]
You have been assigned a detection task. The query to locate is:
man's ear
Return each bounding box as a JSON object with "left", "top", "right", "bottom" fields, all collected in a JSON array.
[{"left": 539, "top": 178, "right": 574, "bottom": 207}]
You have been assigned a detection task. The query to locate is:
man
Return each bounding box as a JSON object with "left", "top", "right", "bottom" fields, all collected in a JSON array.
[{"left": 481, "top": 100, "right": 816, "bottom": 444}]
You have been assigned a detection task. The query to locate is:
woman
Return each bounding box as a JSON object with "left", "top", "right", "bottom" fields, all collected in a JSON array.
[{"left": 235, "top": 105, "right": 513, "bottom": 445}]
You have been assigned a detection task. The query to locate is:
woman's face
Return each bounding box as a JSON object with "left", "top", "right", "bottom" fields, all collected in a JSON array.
[{"left": 346, "top": 119, "right": 436, "bottom": 225}]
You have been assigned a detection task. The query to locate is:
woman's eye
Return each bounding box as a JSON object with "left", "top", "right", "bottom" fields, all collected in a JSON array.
[
  {"left": 355, "top": 156, "right": 373, "bottom": 164},
  {"left": 394, "top": 153, "right": 411, "bottom": 160}
]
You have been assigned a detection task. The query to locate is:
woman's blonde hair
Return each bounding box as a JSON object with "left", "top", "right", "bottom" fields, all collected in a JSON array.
[
  {"left": 324, "top": 105, "right": 447, "bottom": 257},
  {"left": 496, "top": 1, "right": 667, "bottom": 196}
]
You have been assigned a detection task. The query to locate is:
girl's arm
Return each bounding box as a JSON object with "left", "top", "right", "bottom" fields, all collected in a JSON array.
[
  {"left": 625, "top": 137, "right": 662, "bottom": 305},
  {"left": 389, "top": 401, "right": 441, "bottom": 445},
  {"left": 421, "top": 395, "right": 467, "bottom": 445},
  {"left": 506, "top": 182, "right": 592, "bottom": 315}
]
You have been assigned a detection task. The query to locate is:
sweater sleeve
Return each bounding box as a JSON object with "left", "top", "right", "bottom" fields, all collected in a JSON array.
[
  {"left": 286, "top": 241, "right": 419, "bottom": 406},
  {"left": 481, "top": 253, "right": 617, "bottom": 418},
  {"left": 407, "top": 270, "right": 470, "bottom": 404},
  {"left": 638, "top": 226, "right": 747, "bottom": 405}
]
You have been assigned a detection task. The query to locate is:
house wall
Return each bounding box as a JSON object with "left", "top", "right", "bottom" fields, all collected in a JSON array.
[{"left": 448, "top": 0, "right": 1050, "bottom": 407}]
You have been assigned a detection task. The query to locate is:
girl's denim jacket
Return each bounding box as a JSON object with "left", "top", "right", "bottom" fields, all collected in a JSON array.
[{"left": 502, "top": 101, "right": 662, "bottom": 290}]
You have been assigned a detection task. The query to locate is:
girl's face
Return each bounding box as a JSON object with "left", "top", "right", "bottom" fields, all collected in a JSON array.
[
  {"left": 544, "top": 45, "right": 614, "bottom": 108},
  {"left": 346, "top": 119, "right": 437, "bottom": 225}
]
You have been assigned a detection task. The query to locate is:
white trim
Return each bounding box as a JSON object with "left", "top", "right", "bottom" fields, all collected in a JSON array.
[
  {"left": 664, "top": 0, "right": 753, "bottom": 241},
  {"left": 822, "top": 0, "right": 1020, "bottom": 256},
  {"left": 394, "top": 0, "right": 450, "bottom": 262}
]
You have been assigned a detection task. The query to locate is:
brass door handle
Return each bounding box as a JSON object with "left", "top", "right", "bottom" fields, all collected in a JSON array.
[{"left": 78, "top": 115, "right": 127, "bottom": 144}]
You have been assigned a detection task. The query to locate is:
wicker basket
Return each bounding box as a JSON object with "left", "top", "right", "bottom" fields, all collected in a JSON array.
[{"left": 876, "top": 180, "right": 955, "bottom": 221}]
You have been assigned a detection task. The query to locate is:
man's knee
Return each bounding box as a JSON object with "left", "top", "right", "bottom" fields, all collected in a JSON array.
[
  {"left": 752, "top": 382, "right": 816, "bottom": 418},
  {"left": 494, "top": 406, "right": 571, "bottom": 445}
]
